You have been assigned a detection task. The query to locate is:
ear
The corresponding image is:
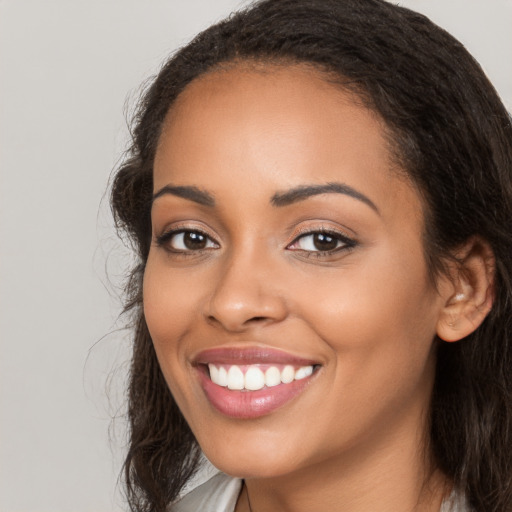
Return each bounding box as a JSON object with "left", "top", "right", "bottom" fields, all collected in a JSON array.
[{"left": 436, "top": 237, "right": 495, "bottom": 342}]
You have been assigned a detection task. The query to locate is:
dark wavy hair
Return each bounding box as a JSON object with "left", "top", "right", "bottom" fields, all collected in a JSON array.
[{"left": 110, "top": 1, "right": 512, "bottom": 510}]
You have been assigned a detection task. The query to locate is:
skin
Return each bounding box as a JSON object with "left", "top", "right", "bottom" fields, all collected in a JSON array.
[{"left": 144, "top": 64, "right": 458, "bottom": 511}]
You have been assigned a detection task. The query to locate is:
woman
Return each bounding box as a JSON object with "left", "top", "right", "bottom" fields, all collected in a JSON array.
[{"left": 110, "top": 0, "right": 512, "bottom": 510}]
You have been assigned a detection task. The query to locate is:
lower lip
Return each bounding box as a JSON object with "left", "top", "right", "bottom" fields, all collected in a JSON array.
[{"left": 197, "top": 368, "right": 315, "bottom": 419}]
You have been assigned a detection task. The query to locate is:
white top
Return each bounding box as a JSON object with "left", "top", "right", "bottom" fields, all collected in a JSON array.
[
  {"left": 173, "top": 471, "right": 243, "bottom": 512},
  {"left": 172, "top": 467, "right": 470, "bottom": 512}
]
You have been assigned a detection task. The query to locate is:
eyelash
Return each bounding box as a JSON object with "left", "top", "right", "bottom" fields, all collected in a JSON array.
[
  {"left": 155, "top": 227, "right": 357, "bottom": 258},
  {"left": 287, "top": 228, "right": 357, "bottom": 257},
  {"left": 155, "top": 228, "right": 219, "bottom": 255}
]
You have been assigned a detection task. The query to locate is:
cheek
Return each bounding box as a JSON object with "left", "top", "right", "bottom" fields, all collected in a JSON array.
[
  {"left": 142, "top": 256, "right": 202, "bottom": 375},
  {"left": 142, "top": 256, "right": 211, "bottom": 419},
  {"left": 292, "top": 249, "right": 440, "bottom": 396},
  {"left": 282, "top": 268, "right": 439, "bottom": 459},
  {"left": 143, "top": 253, "right": 203, "bottom": 335}
]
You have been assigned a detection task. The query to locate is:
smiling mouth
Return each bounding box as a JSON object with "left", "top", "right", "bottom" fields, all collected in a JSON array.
[
  {"left": 193, "top": 347, "right": 321, "bottom": 418},
  {"left": 206, "top": 363, "right": 316, "bottom": 390}
]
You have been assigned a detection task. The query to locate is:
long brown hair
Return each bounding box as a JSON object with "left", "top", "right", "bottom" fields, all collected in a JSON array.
[{"left": 111, "top": 1, "right": 512, "bottom": 510}]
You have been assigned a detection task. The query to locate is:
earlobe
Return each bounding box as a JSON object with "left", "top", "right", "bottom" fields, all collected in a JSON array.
[{"left": 436, "top": 237, "right": 495, "bottom": 342}]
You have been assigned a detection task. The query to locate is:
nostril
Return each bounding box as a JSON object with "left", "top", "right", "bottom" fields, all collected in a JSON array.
[
  {"left": 205, "top": 290, "right": 288, "bottom": 331},
  {"left": 206, "top": 314, "right": 271, "bottom": 330}
]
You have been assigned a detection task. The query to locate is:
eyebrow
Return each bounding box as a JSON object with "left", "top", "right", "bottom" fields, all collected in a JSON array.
[
  {"left": 271, "top": 182, "right": 379, "bottom": 214},
  {"left": 152, "top": 181, "right": 378, "bottom": 214},
  {"left": 152, "top": 185, "right": 215, "bottom": 207}
]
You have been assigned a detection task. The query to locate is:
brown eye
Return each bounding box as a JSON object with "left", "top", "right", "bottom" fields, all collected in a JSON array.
[
  {"left": 164, "top": 230, "right": 218, "bottom": 252},
  {"left": 311, "top": 233, "right": 339, "bottom": 251},
  {"left": 287, "top": 230, "right": 355, "bottom": 254},
  {"left": 183, "top": 231, "right": 208, "bottom": 250}
]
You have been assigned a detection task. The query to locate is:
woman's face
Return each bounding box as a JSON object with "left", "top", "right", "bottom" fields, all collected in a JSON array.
[{"left": 144, "top": 65, "right": 447, "bottom": 479}]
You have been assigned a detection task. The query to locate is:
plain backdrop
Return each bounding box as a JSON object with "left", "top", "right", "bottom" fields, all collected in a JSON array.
[{"left": 1, "top": 1, "right": 511, "bottom": 510}]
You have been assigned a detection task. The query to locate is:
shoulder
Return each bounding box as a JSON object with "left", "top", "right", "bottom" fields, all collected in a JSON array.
[{"left": 171, "top": 470, "right": 243, "bottom": 512}]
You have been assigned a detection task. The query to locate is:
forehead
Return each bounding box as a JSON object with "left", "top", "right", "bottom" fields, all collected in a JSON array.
[
  {"left": 154, "top": 64, "right": 421, "bottom": 225},
  {"left": 159, "top": 64, "right": 386, "bottom": 160}
]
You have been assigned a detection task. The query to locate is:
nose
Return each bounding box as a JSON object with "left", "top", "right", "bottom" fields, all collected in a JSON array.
[{"left": 204, "top": 250, "right": 288, "bottom": 332}]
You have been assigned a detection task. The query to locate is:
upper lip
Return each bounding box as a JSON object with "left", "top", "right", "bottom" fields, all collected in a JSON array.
[{"left": 193, "top": 346, "right": 320, "bottom": 366}]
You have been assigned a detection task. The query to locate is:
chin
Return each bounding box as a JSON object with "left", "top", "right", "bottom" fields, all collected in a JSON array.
[
  {"left": 200, "top": 433, "right": 304, "bottom": 480},
  {"left": 209, "top": 454, "right": 298, "bottom": 480}
]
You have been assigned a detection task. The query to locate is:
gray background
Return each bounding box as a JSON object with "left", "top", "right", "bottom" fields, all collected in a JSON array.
[{"left": 1, "top": 1, "right": 511, "bottom": 510}]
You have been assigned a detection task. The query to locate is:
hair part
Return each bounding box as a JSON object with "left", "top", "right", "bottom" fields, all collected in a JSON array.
[{"left": 111, "top": 1, "right": 512, "bottom": 510}]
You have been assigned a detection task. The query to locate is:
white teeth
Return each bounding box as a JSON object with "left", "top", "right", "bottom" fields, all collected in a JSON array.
[
  {"left": 281, "top": 365, "right": 295, "bottom": 384},
  {"left": 295, "top": 365, "right": 314, "bottom": 380},
  {"left": 244, "top": 367, "right": 266, "bottom": 390},
  {"left": 208, "top": 364, "right": 315, "bottom": 390},
  {"left": 209, "top": 364, "right": 219, "bottom": 383},
  {"left": 227, "top": 366, "right": 245, "bottom": 390},
  {"left": 265, "top": 366, "right": 281, "bottom": 387},
  {"left": 217, "top": 366, "right": 228, "bottom": 387}
]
